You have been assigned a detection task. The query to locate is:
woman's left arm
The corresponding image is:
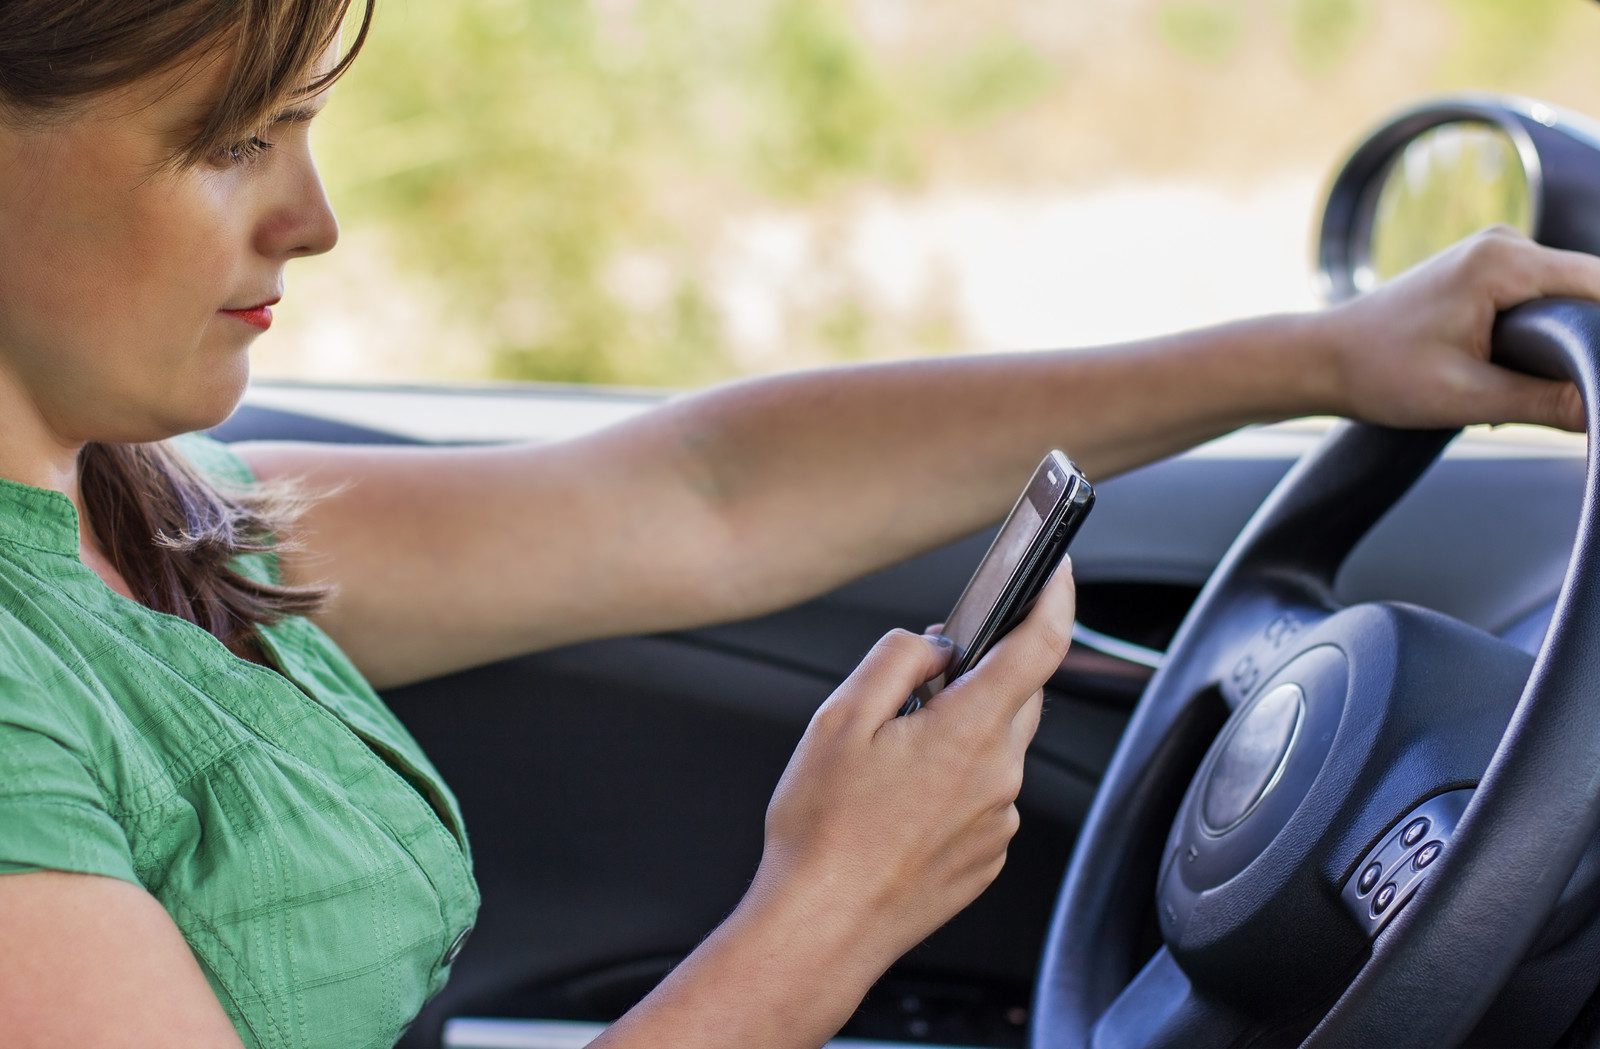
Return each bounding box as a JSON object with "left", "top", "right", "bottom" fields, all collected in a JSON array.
[
  {"left": 235, "top": 228, "right": 1599, "bottom": 689},
  {"left": 671, "top": 228, "right": 1594, "bottom": 608}
]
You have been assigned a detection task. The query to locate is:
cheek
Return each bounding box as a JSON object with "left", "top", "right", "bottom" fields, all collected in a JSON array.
[
  {"left": 0, "top": 149, "right": 241, "bottom": 360},
  {"left": 106, "top": 175, "right": 241, "bottom": 322}
]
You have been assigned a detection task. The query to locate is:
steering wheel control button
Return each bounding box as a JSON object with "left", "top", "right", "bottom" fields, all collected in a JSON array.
[
  {"left": 1340, "top": 789, "right": 1474, "bottom": 937},
  {"left": 1401, "top": 817, "right": 1431, "bottom": 847},
  {"left": 1200, "top": 683, "right": 1305, "bottom": 834}
]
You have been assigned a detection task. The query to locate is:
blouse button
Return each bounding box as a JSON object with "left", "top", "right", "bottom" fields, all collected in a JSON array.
[{"left": 443, "top": 925, "right": 473, "bottom": 967}]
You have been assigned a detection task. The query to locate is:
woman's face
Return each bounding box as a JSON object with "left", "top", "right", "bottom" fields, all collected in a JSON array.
[{"left": 0, "top": 46, "right": 338, "bottom": 448}]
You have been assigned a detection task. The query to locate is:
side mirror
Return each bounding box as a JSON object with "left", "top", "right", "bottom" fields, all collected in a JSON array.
[{"left": 1316, "top": 95, "right": 1600, "bottom": 303}]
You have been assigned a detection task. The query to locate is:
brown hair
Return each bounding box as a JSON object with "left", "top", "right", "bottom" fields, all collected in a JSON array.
[
  {"left": 0, "top": 0, "right": 375, "bottom": 654},
  {"left": 0, "top": 1, "right": 376, "bottom": 166},
  {"left": 79, "top": 443, "right": 349, "bottom": 654}
]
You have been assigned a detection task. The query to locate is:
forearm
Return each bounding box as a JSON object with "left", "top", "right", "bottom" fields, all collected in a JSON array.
[
  {"left": 658, "top": 311, "right": 1335, "bottom": 615},
  {"left": 590, "top": 884, "right": 887, "bottom": 1049}
]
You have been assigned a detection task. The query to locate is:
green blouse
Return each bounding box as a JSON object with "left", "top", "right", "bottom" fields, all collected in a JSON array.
[{"left": 0, "top": 431, "right": 479, "bottom": 1048}]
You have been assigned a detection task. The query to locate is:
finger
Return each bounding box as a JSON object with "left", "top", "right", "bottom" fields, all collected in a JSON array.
[
  {"left": 923, "top": 622, "right": 946, "bottom": 636},
  {"left": 938, "top": 557, "right": 1076, "bottom": 726},
  {"left": 1485, "top": 238, "right": 1600, "bottom": 309},
  {"left": 830, "top": 629, "right": 954, "bottom": 727},
  {"left": 1525, "top": 244, "right": 1600, "bottom": 305},
  {"left": 1462, "top": 365, "right": 1586, "bottom": 432}
]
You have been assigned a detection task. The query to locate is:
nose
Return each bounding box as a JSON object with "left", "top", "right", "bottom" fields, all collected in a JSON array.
[{"left": 257, "top": 155, "right": 340, "bottom": 260}]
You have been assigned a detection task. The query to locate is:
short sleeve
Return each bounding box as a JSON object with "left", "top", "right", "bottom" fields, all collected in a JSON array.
[{"left": 0, "top": 721, "right": 140, "bottom": 886}]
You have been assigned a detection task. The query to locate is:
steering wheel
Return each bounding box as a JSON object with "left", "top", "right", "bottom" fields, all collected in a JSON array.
[{"left": 1031, "top": 299, "right": 1600, "bottom": 1048}]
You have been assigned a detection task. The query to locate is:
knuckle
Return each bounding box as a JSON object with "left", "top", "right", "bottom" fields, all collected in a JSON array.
[
  {"left": 1473, "top": 227, "right": 1534, "bottom": 269},
  {"left": 865, "top": 628, "right": 923, "bottom": 668},
  {"left": 809, "top": 696, "right": 850, "bottom": 734},
  {"left": 981, "top": 757, "right": 1025, "bottom": 808},
  {"left": 878, "top": 627, "right": 919, "bottom": 652},
  {"left": 1462, "top": 232, "right": 1507, "bottom": 271},
  {"left": 1001, "top": 803, "right": 1022, "bottom": 839}
]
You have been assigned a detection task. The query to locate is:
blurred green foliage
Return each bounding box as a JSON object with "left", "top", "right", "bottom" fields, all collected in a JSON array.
[
  {"left": 313, "top": 0, "right": 1067, "bottom": 385},
  {"left": 752, "top": 0, "right": 911, "bottom": 194},
  {"left": 304, "top": 0, "right": 1600, "bottom": 387},
  {"left": 1442, "top": 0, "right": 1564, "bottom": 83},
  {"left": 1157, "top": 2, "right": 1243, "bottom": 65},
  {"left": 1284, "top": 0, "right": 1368, "bottom": 74}
]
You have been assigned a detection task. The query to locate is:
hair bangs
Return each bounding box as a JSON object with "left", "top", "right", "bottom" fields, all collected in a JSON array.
[
  {"left": 0, "top": 2, "right": 373, "bottom": 161},
  {"left": 179, "top": 0, "right": 374, "bottom": 165}
]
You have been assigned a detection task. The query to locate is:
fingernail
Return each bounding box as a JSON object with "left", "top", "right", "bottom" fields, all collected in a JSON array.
[{"left": 928, "top": 634, "right": 954, "bottom": 649}]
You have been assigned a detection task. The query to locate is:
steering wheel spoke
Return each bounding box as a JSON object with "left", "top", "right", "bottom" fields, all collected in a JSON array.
[
  {"left": 1089, "top": 949, "right": 1252, "bottom": 1049},
  {"left": 1201, "top": 576, "right": 1334, "bottom": 711}
]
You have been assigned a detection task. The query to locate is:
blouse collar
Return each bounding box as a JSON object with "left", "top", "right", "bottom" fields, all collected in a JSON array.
[{"left": 0, "top": 475, "right": 84, "bottom": 556}]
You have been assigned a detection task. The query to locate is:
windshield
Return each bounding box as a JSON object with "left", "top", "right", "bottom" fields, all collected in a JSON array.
[{"left": 258, "top": 0, "right": 1600, "bottom": 408}]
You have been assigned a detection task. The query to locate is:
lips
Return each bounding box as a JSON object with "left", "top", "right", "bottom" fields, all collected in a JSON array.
[{"left": 220, "top": 295, "right": 280, "bottom": 332}]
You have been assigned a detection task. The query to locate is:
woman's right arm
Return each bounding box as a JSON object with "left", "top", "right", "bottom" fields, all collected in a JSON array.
[
  {"left": 0, "top": 870, "right": 247, "bottom": 1048},
  {"left": 593, "top": 561, "right": 1076, "bottom": 1049}
]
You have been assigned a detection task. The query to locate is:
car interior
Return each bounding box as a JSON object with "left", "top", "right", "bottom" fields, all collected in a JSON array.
[{"left": 197, "top": 94, "right": 1600, "bottom": 1048}]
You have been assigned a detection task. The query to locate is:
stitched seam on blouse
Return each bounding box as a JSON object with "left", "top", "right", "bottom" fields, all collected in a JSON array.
[
  {"left": 17, "top": 585, "right": 303, "bottom": 818},
  {"left": 0, "top": 716, "right": 128, "bottom": 863},
  {"left": 0, "top": 794, "right": 134, "bottom": 873},
  {"left": 209, "top": 857, "right": 414, "bottom": 925},
  {"left": 7, "top": 537, "right": 288, "bottom": 715},
  {"left": 169, "top": 894, "right": 285, "bottom": 1047},
  {"left": 219, "top": 929, "right": 442, "bottom": 1003},
  {"left": 0, "top": 536, "right": 73, "bottom": 555},
  {"left": 286, "top": 696, "right": 463, "bottom": 899},
  {"left": 0, "top": 561, "right": 272, "bottom": 815},
  {"left": 119, "top": 737, "right": 257, "bottom": 823},
  {"left": 0, "top": 796, "right": 117, "bottom": 816},
  {"left": 0, "top": 589, "right": 172, "bottom": 813},
  {"left": 290, "top": 694, "right": 458, "bottom": 959}
]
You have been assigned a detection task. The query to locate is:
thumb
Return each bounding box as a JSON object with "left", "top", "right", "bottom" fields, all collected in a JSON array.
[{"left": 829, "top": 629, "right": 954, "bottom": 726}]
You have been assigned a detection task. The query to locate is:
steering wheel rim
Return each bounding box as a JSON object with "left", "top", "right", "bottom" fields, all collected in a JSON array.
[{"left": 1031, "top": 298, "right": 1600, "bottom": 1048}]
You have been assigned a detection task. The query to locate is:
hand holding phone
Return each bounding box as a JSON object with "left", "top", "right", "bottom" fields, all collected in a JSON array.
[{"left": 899, "top": 450, "right": 1094, "bottom": 715}]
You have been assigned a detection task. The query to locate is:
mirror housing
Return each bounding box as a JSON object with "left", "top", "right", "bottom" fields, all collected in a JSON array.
[{"left": 1317, "top": 95, "right": 1600, "bottom": 304}]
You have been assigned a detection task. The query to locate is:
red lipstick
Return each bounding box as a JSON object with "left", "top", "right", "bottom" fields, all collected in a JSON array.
[{"left": 220, "top": 297, "right": 279, "bottom": 331}]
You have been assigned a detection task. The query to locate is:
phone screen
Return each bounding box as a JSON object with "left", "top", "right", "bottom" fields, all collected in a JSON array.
[
  {"left": 898, "top": 451, "right": 1093, "bottom": 716},
  {"left": 941, "top": 495, "right": 1045, "bottom": 665}
]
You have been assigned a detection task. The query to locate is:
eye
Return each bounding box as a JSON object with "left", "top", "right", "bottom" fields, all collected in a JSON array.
[{"left": 219, "top": 136, "right": 275, "bottom": 166}]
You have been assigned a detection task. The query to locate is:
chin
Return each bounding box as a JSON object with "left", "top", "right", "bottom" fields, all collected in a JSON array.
[{"left": 159, "top": 368, "right": 250, "bottom": 438}]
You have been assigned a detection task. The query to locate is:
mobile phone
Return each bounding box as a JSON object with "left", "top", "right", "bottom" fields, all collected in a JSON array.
[{"left": 898, "top": 450, "right": 1094, "bottom": 716}]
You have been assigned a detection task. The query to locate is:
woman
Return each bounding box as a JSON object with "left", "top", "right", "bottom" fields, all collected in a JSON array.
[{"left": 0, "top": 2, "right": 1593, "bottom": 1048}]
